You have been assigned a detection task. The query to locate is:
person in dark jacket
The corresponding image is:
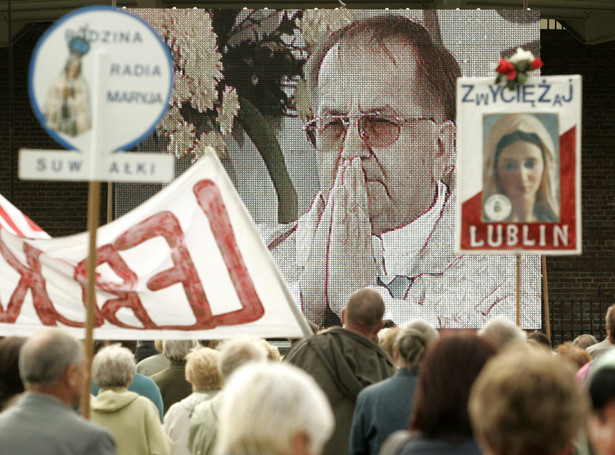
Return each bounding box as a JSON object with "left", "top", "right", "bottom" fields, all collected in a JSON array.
[
  {"left": 151, "top": 339, "right": 198, "bottom": 414},
  {"left": 285, "top": 288, "right": 396, "bottom": 455},
  {"left": 350, "top": 321, "right": 438, "bottom": 455},
  {"left": 388, "top": 334, "right": 495, "bottom": 455}
]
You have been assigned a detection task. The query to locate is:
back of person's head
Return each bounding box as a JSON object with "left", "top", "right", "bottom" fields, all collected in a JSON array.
[
  {"left": 586, "top": 350, "right": 615, "bottom": 455},
  {"left": 0, "top": 337, "right": 26, "bottom": 408},
  {"left": 478, "top": 317, "right": 526, "bottom": 351},
  {"left": 92, "top": 344, "right": 136, "bottom": 388},
  {"left": 411, "top": 334, "right": 496, "bottom": 440},
  {"left": 217, "top": 336, "right": 268, "bottom": 381},
  {"left": 217, "top": 362, "right": 334, "bottom": 455},
  {"left": 394, "top": 327, "right": 427, "bottom": 369},
  {"left": 343, "top": 288, "right": 385, "bottom": 337},
  {"left": 306, "top": 14, "right": 461, "bottom": 122},
  {"left": 406, "top": 319, "right": 440, "bottom": 345},
  {"left": 162, "top": 339, "right": 198, "bottom": 361},
  {"left": 378, "top": 327, "right": 401, "bottom": 359},
  {"left": 556, "top": 341, "right": 591, "bottom": 369},
  {"left": 185, "top": 347, "right": 222, "bottom": 392},
  {"left": 526, "top": 330, "right": 551, "bottom": 349},
  {"left": 19, "top": 329, "right": 83, "bottom": 387},
  {"left": 588, "top": 350, "right": 615, "bottom": 411},
  {"left": 469, "top": 348, "right": 587, "bottom": 455},
  {"left": 573, "top": 334, "right": 598, "bottom": 349}
]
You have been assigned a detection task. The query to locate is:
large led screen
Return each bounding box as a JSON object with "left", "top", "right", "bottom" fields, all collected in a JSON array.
[{"left": 121, "top": 9, "right": 542, "bottom": 328}]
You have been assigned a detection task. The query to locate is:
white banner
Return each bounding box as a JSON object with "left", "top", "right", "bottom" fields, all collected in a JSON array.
[{"left": 0, "top": 151, "right": 311, "bottom": 339}]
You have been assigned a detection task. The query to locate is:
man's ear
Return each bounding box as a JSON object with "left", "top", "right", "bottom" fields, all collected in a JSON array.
[
  {"left": 64, "top": 363, "right": 84, "bottom": 390},
  {"left": 433, "top": 120, "right": 455, "bottom": 181},
  {"left": 291, "top": 432, "right": 310, "bottom": 455},
  {"left": 341, "top": 308, "right": 346, "bottom": 326}
]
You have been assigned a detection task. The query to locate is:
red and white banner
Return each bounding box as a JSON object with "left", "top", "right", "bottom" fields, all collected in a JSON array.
[
  {"left": 0, "top": 151, "right": 311, "bottom": 339},
  {"left": 456, "top": 76, "right": 582, "bottom": 255}
]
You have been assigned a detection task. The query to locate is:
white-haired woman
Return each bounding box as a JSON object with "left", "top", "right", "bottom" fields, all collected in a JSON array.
[
  {"left": 483, "top": 114, "right": 559, "bottom": 223},
  {"left": 90, "top": 345, "right": 173, "bottom": 455},
  {"left": 164, "top": 347, "right": 222, "bottom": 455},
  {"left": 217, "top": 362, "right": 334, "bottom": 455}
]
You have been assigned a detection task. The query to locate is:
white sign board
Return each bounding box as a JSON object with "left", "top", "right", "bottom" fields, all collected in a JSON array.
[
  {"left": 456, "top": 76, "right": 582, "bottom": 255},
  {"left": 20, "top": 5, "right": 174, "bottom": 182}
]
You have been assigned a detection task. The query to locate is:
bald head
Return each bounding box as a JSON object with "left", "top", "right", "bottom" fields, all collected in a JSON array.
[
  {"left": 343, "top": 289, "right": 386, "bottom": 337},
  {"left": 19, "top": 329, "right": 84, "bottom": 387}
]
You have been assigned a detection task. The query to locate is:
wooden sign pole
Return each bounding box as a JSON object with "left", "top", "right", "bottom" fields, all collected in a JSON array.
[
  {"left": 81, "top": 181, "right": 101, "bottom": 418},
  {"left": 80, "top": 49, "right": 106, "bottom": 418}
]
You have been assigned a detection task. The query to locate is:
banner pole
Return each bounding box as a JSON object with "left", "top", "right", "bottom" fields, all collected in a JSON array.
[
  {"left": 516, "top": 253, "right": 521, "bottom": 327},
  {"left": 541, "top": 255, "right": 551, "bottom": 341},
  {"left": 81, "top": 48, "right": 105, "bottom": 419},
  {"left": 81, "top": 181, "right": 101, "bottom": 418}
]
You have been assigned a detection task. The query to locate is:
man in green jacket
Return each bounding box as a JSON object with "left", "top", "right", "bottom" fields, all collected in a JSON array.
[{"left": 285, "top": 288, "right": 396, "bottom": 455}]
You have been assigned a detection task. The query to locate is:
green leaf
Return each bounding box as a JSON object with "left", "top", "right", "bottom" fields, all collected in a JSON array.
[
  {"left": 516, "top": 60, "right": 530, "bottom": 72},
  {"left": 237, "top": 96, "right": 298, "bottom": 223},
  {"left": 517, "top": 72, "right": 528, "bottom": 85}
]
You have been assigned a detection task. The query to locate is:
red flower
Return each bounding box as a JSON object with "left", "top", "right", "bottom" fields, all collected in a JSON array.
[
  {"left": 530, "top": 57, "right": 544, "bottom": 70},
  {"left": 496, "top": 59, "right": 515, "bottom": 74},
  {"left": 507, "top": 69, "right": 518, "bottom": 81}
]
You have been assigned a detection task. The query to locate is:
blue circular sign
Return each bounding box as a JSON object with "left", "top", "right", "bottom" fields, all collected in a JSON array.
[{"left": 29, "top": 5, "right": 173, "bottom": 153}]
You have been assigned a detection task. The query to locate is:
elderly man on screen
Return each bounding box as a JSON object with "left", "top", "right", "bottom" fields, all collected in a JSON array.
[{"left": 261, "top": 14, "right": 519, "bottom": 328}]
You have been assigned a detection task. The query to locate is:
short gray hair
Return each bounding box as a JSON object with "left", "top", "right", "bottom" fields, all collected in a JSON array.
[
  {"left": 163, "top": 339, "right": 198, "bottom": 361},
  {"left": 92, "top": 344, "right": 136, "bottom": 388},
  {"left": 478, "top": 316, "right": 526, "bottom": 351},
  {"left": 406, "top": 319, "right": 439, "bottom": 345},
  {"left": 19, "top": 329, "right": 84, "bottom": 387},
  {"left": 218, "top": 336, "right": 268, "bottom": 380},
  {"left": 218, "top": 363, "right": 334, "bottom": 455}
]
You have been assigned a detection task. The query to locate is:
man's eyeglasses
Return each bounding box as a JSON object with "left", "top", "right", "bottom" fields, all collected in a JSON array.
[{"left": 304, "top": 113, "right": 436, "bottom": 149}]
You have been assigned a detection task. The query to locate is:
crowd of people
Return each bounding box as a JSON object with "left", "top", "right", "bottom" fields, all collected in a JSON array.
[
  {"left": 0, "top": 11, "right": 607, "bottom": 455},
  {"left": 1, "top": 292, "right": 615, "bottom": 455}
]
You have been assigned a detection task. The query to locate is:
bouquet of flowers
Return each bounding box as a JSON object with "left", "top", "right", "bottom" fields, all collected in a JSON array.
[{"left": 495, "top": 47, "right": 544, "bottom": 90}]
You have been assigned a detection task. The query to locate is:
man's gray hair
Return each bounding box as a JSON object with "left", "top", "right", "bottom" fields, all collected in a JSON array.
[
  {"left": 163, "top": 339, "right": 199, "bottom": 361},
  {"left": 217, "top": 362, "right": 334, "bottom": 455},
  {"left": 19, "top": 329, "right": 84, "bottom": 387},
  {"left": 92, "top": 344, "right": 136, "bottom": 388},
  {"left": 478, "top": 316, "right": 527, "bottom": 351},
  {"left": 217, "top": 336, "right": 268, "bottom": 380}
]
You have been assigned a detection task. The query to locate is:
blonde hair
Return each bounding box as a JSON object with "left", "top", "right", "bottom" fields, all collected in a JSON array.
[
  {"left": 469, "top": 349, "right": 587, "bottom": 455},
  {"left": 483, "top": 114, "right": 559, "bottom": 222},
  {"left": 378, "top": 327, "right": 400, "bottom": 359},
  {"left": 185, "top": 347, "right": 222, "bottom": 392},
  {"left": 217, "top": 336, "right": 268, "bottom": 380}
]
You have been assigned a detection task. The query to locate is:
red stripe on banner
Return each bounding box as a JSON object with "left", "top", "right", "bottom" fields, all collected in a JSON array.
[
  {"left": 0, "top": 204, "right": 25, "bottom": 237},
  {"left": 558, "top": 126, "right": 577, "bottom": 250},
  {"left": 25, "top": 215, "right": 46, "bottom": 234}
]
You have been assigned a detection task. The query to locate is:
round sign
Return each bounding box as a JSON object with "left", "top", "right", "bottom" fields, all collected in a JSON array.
[
  {"left": 28, "top": 5, "right": 173, "bottom": 153},
  {"left": 484, "top": 194, "right": 512, "bottom": 222}
]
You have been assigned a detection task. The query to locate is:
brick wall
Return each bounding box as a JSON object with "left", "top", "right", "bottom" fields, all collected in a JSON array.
[
  {"left": 541, "top": 30, "right": 615, "bottom": 344},
  {"left": 1, "top": 24, "right": 613, "bottom": 344}
]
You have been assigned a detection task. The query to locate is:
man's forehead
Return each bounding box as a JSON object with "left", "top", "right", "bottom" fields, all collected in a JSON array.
[
  {"left": 316, "top": 41, "right": 432, "bottom": 115},
  {"left": 323, "top": 38, "right": 420, "bottom": 71}
]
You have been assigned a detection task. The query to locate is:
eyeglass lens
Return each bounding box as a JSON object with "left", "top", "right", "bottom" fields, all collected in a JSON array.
[{"left": 318, "top": 116, "right": 400, "bottom": 149}]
